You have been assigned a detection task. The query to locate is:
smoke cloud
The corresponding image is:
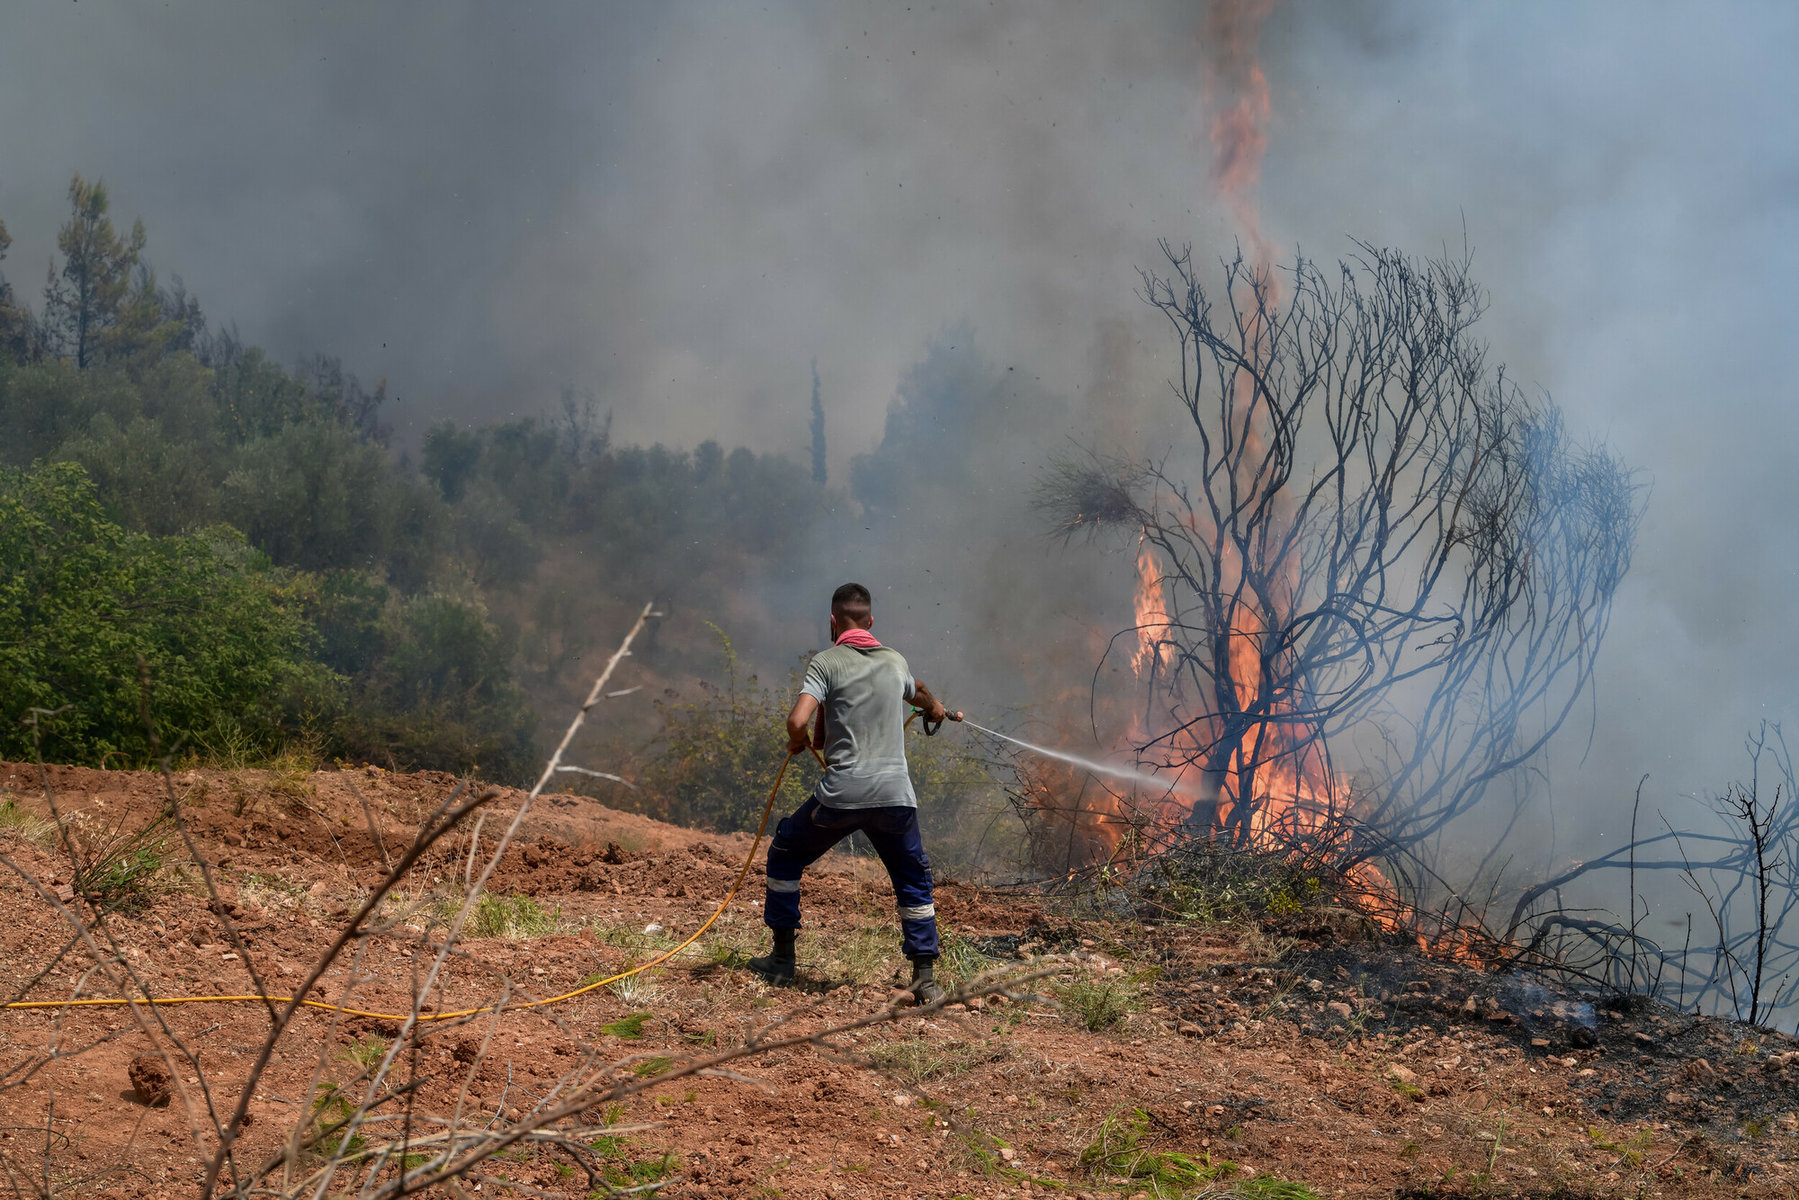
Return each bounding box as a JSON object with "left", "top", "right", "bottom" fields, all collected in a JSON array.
[{"left": 3, "top": 1, "right": 1796, "bottom": 854}]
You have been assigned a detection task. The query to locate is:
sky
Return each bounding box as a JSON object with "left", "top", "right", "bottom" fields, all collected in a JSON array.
[{"left": 3, "top": 1, "right": 1797, "bottom": 867}]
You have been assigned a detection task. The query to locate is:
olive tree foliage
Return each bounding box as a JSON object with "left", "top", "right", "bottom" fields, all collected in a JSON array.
[{"left": 1043, "top": 242, "right": 1642, "bottom": 892}]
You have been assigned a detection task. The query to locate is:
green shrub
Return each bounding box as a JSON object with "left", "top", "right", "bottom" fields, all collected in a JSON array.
[
  {"left": 343, "top": 1034, "right": 390, "bottom": 1071},
  {"left": 327, "top": 585, "right": 537, "bottom": 781},
  {"left": 636, "top": 628, "right": 818, "bottom": 832},
  {"left": 0, "top": 462, "right": 330, "bottom": 765},
  {"left": 307, "top": 1085, "right": 366, "bottom": 1161}
]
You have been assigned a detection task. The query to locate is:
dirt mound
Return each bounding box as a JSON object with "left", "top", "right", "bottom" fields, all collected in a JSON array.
[{"left": 0, "top": 761, "right": 1794, "bottom": 1198}]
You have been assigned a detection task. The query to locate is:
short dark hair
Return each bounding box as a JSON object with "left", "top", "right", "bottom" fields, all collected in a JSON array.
[{"left": 831, "top": 581, "right": 872, "bottom": 622}]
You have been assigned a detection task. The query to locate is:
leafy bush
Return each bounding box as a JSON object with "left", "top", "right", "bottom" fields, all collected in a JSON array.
[
  {"left": 331, "top": 588, "right": 538, "bottom": 781},
  {"left": 0, "top": 462, "right": 330, "bottom": 765},
  {"left": 220, "top": 417, "right": 443, "bottom": 587},
  {"left": 636, "top": 629, "right": 818, "bottom": 832}
]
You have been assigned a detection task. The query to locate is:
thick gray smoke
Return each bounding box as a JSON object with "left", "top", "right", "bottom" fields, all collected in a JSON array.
[{"left": 3, "top": 1, "right": 1797, "bottom": 863}]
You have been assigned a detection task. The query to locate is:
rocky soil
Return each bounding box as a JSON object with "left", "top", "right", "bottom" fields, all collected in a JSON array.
[{"left": 1, "top": 760, "right": 1796, "bottom": 1200}]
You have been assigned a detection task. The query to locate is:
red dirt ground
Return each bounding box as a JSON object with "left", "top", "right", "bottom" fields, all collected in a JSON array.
[{"left": 1, "top": 760, "right": 1795, "bottom": 1200}]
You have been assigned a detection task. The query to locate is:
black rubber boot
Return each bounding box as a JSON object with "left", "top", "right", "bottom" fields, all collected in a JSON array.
[
  {"left": 908, "top": 958, "right": 946, "bottom": 1006},
  {"left": 748, "top": 927, "right": 797, "bottom": 986}
]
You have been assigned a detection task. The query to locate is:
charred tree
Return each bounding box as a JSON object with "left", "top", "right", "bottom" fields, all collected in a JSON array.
[{"left": 1043, "top": 242, "right": 1641, "bottom": 891}]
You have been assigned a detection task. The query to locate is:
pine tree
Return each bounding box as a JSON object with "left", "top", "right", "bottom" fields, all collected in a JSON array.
[
  {"left": 809, "top": 358, "right": 827, "bottom": 486},
  {"left": 42, "top": 175, "right": 145, "bottom": 367}
]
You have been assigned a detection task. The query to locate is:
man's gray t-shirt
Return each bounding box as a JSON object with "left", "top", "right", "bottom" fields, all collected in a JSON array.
[{"left": 800, "top": 643, "right": 917, "bottom": 810}]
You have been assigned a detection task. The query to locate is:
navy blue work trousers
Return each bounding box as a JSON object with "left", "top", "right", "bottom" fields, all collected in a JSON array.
[{"left": 763, "top": 798, "right": 939, "bottom": 961}]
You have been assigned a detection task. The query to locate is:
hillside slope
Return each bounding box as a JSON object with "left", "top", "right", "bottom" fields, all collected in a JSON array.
[{"left": 0, "top": 762, "right": 1793, "bottom": 1199}]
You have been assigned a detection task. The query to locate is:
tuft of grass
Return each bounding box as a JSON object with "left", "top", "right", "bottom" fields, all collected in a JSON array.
[
  {"left": 465, "top": 892, "right": 559, "bottom": 939},
  {"left": 704, "top": 938, "right": 751, "bottom": 969},
  {"left": 600, "top": 1012, "right": 653, "bottom": 1040},
  {"left": 1053, "top": 972, "right": 1146, "bottom": 1032},
  {"left": 819, "top": 923, "right": 898, "bottom": 984},
  {"left": 606, "top": 1151, "right": 679, "bottom": 1188},
  {"left": 342, "top": 1034, "right": 389, "bottom": 1071},
  {"left": 1586, "top": 1126, "right": 1651, "bottom": 1166},
  {"left": 71, "top": 814, "right": 170, "bottom": 914},
  {"left": 609, "top": 971, "right": 661, "bottom": 1007},
  {"left": 0, "top": 797, "right": 55, "bottom": 847},
  {"left": 1079, "top": 1107, "right": 1235, "bottom": 1188},
  {"left": 588, "top": 1104, "right": 629, "bottom": 1158},
  {"left": 938, "top": 933, "right": 1005, "bottom": 990},
  {"left": 589, "top": 920, "right": 683, "bottom": 960},
  {"left": 866, "top": 1037, "right": 993, "bottom": 1084},
  {"left": 1231, "top": 1177, "right": 1324, "bottom": 1200},
  {"left": 631, "top": 1055, "right": 674, "bottom": 1079},
  {"left": 266, "top": 746, "right": 319, "bottom": 799}
]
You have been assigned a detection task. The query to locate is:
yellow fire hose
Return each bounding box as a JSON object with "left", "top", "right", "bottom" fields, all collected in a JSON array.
[{"left": 2, "top": 744, "right": 828, "bottom": 1022}]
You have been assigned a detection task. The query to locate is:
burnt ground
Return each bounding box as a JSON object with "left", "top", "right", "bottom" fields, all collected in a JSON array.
[{"left": 0, "top": 761, "right": 1796, "bottom": 1200}]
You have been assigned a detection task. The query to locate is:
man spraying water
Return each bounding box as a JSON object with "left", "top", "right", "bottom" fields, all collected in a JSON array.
[{"left": 747, "top": 582, "right": 961, "bottom": 1003}]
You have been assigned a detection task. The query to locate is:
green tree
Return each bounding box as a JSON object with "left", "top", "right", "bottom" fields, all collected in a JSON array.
[
  {"left": 209, "top": 344, "right": 317, "bottom": 442},
  {"left": 0, "top": 462, "right": 328, "bottom": 764},
  {"left": 42, "top": 175, "right": 145, "bottom": 368},
  {"left": 219, "top": 417, "right": 443, "bottom": 585},
  {"left": 421, "top": 419, "right": 483, "bottom": 502},
  {"left": 57, "top": 412, "right": 218, "bottom": 535}
]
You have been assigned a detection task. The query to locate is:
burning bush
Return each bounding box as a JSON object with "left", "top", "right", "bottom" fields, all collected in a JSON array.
[{"left": 1034, "top": 241, "right": 1642, "bottom": 947}]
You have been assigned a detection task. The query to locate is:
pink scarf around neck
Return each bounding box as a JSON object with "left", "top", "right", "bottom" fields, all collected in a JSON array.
[{"left": 834, "top": 628, "right": 882, "bottom": 650}]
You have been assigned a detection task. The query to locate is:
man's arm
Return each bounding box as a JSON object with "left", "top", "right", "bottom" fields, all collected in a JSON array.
[
  {"left": 786, "top": 694, "right": 820, "bottom": 754},
  {"left": 910, "top": 679, "right": 962, "bottom": 725}
]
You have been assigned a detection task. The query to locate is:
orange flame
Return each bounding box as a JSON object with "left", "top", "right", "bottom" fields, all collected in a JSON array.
[
  {"left": 1205, "top": 0, "right": 1279, "bottom": 270},
  {"left": 1132, "top": 540, "right": 1171, "bottom": 677}
]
